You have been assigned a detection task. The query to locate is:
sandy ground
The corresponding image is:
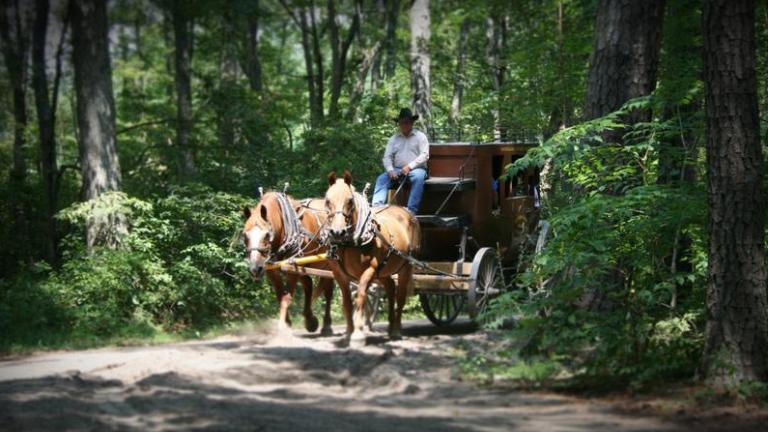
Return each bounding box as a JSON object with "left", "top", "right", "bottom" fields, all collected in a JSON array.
[{"left": 0, "top": 320, "right": 748, "bottom": 432}]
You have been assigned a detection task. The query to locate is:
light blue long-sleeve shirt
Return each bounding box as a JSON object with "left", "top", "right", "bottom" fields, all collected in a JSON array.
[{"left": 382, "top": 129, "right": 430, "bottom": 172}]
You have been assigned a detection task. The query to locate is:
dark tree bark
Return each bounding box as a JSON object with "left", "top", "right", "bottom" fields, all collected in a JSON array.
[
  {"left": 70, "top": 0, "right": 127, "bottom": 250},
  {"left": 370, "top": 0, "right": 385, "bottom": 91},
  {"left": 372, "top": 0, "right": 400, "bottom": 90},
  {"left": 409, "top": 0, "right": 432, "bottom": 138},
  {"left": 217, "top": 11, "right": 238, "bottom": 150},
  {"left": 279, "top": 0, "right": 325, "bottom": 128},
  {"left": 308, "top": 3, "right": 324, "bottom": 122},
  {"left": 383, "top": 0, "right": 399, "bottom": 79},
  {"left": 486, "top": 14, "right": 508, "bottom": 140},
  {"left": 547, "top": 0, "right": 572, "bottom": 136},
  {"left": 347, "top": 40, "right": 381, "bottom": 120},
  {"left": 0, "top": 0, "right": 32, "bottom": 251},
  {"left": 0, "top": 0, "right": 31, "bottom": 187},
  {"left": 585, "top": 0, "right": 665, "bottom": 122},
  {"left": 702, "top": 0, "right": 768, "bottom": 384},
  {"left": 32, "top": 0, "right": 67, "bottom": 264},
  {"left": 243, "top": 0, "right": 263, "bottom": 92},
  {"left": 299, "top": 8, "right": 321, "bottom": 126},
  {"left": 171, "top": 0, "right": 196, "bottom": 181},
  {"left": 280, "top": 0, "right": 324, "bottom": 127},
  {"left": 449, "top": 18, "right": 470, "bottom": 128},
  {"left": 327, "top": 0, "right": 361, "bottom": 121},
  {"left": 579, "top": 0, "right": 666, "bottom": 311}
]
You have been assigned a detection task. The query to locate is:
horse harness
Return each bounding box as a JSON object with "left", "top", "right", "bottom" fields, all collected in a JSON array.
[
  {"left": 253, "top": 194, "right": 323, "bottom": 265},
  {"left": 326, "top": 190, "right": 413, "bottom": 279}
]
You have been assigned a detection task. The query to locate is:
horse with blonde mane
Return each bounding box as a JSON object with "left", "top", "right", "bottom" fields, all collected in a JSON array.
[
  {"left": 323, "top": 171, "right": 421, "bottom": 347},
  {"left": 242, "top": 192, "right": 334, "bottom": 335}
]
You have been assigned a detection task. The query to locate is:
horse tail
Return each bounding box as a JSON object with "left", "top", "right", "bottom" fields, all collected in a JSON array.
[{"left": 409, "top": 213, "right": 422, "bottom": 255}]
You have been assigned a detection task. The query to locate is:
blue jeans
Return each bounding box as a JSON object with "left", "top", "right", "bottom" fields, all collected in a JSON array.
[{"left": 372, "top": 167, "right": 427, "bottom": 214}]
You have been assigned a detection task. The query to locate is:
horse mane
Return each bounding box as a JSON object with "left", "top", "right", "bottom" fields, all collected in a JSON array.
[{"left": 243, "top": 192, "right": 285, "bottom": 245}]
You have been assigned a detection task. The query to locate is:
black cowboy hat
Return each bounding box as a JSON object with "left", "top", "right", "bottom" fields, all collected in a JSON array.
[{"left": 393, "top": 107, "right": 419, "bottom": 123}]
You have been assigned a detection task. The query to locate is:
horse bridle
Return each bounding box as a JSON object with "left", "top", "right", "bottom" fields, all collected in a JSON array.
[
  {"left": 242, "top": 224, "right": 275, "bottom": 258},
  {"left": 326, "top": 188, "right": 356, "bottom": 236},
  {"left": 246, "top": 200, "right": 328, "bottom": 261}
]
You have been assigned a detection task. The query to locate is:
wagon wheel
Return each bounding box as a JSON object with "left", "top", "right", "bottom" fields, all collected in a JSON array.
[
  {"left": 468, "top": 247, "right": 505, "bottom": 321},
  {"left": 420, "top": 293, "right": 465, "bottom": 326},
  {"left": 350, "top": 283, "right": 382, "bottom": 330}
]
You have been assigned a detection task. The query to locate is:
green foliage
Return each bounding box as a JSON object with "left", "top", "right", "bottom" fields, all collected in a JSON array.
[
  {"left": 489, "top": 89, "right": 709, "bottom": 387},
  {"left": 458, "top": 351, "right": 563, "bottom": 386},
  {"left": 0, "top": 186, "right": 271, "bottom": 351}
]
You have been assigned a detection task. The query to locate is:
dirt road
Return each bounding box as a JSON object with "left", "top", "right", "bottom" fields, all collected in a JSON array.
[{"left": 0, "top": 320, "right": 715, "bottom": 431}]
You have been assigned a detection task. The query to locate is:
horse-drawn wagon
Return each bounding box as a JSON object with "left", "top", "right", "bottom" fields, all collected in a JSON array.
[{"left": 261, "top": 138, "right": 540, "bottom": 328}]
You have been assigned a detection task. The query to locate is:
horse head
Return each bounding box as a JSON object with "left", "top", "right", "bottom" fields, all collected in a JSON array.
[
  {"left": 324, "top": 170, "right": 356, "bottom": 243},
  {"left": 241, "top": 193, "right": 282, "bottom": 278}
]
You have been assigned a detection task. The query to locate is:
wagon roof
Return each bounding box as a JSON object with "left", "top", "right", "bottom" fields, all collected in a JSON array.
[{"left": 430, "top": 141, "right": 538, "bottom": 146}]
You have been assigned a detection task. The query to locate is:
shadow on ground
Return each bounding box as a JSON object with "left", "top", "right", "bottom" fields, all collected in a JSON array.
[{"left": 0, "top": 319, "right": 688, "bottom": 431}]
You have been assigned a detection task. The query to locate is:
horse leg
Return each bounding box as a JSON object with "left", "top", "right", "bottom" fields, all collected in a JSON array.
[
  {"left": 393, "top": 265, "right": 413, "bottom": 340},
  {"left": 350, "top": 266, "right": 377, "bottom": 348},
  {"left": 382, "top": 277, "right": 396, "bottom": 337},
  {"left": 320, "top": 278, "right": 335, "bottom": 336},
  {"left": 267, "top": 271, "right": 291, "bottom": 330},
  {"left": 331, "top": 265, "right": 354, "bottom": 337},
  {"left": 300, "top": 275, "right": 319, "bottom": 332},
  {"left": 284, "top": 274, "right": 299, "bottom": 328}
]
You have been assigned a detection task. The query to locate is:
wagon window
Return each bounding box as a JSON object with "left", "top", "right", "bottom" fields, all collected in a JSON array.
[{"left": 491, "top": 155, "right": 505, "bottom": 209}]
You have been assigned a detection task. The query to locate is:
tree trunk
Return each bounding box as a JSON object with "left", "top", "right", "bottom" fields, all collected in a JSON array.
[
  {"left": 70, "top": 0, "right": 127, "bottom": 250},
  {"left": 384, "top": 0, "right": 399, "bottom": 79},
  {"left": 371, "top": 0, "right": 399, "bottom": 91},
  {"left": 327, "top": 0, "right": 361, "bottom": 121},
  {"left": 486, "top": 14, "right": 508, "bottom": 141},
  {"left": 585, "top": 0, "right": 665, "bottom": 122},
  {"left": 0, "top": 0, "right": 32, "bottom": 252},
  {"left": 171, "top": 0, "right": 195, "bottom": 181},
  {"left": 409, "top": 0, "right": 432, "bottom": 138},
  {"left": 278, "top": 1, "right": 325, "bottom": 127},
  {"left": 244, "top": 3, "right": 263, "bottom": 92},
  {"left": 298, "top": 8, "right": 320, "bottom": 127},
  {"left": 449, "top": 18, "right": 469, "bottom": 130},
  {"left": 31, "top": 0, "right": 64, "bottom": 264},
  {"left": 702, "top": 0, "right": 768, "bottom": 384},
  {"left": 0, "top": 0, "right": 30, "bottom": 187},
  {"left": 370, "top": 0, "right": 385, "bottom": 91},
  {"left": 309, "top": 4, "right": 324, "bottom": 124},
  {"left": 580, "top": 0, "right": 666, "bottom": 311},
  {"left": 218, "top": 11, "right": 238, "bottom": 149},
  {"left": 553, "top": 0, "right": 572, "bottom": 133},
  {"left": 347, "top": 40, "right": 381, "bottom": 120}
]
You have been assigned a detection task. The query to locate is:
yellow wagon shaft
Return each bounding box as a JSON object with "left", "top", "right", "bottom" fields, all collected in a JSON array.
[{"left": 265, "top": 253, "right": 328, "bottom": 271}]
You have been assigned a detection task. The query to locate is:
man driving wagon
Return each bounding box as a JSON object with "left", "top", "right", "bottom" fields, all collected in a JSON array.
[{"left": 372, "top": 108, "right": 430, "bottom": 214}]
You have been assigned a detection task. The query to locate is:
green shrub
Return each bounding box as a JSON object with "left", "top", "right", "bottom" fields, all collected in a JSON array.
[
  {"left": 489, "top": 96, "right": 710, "bottom": 388},
  {"left": 0, "top": 185, "right": 273, "bottom": 350}
]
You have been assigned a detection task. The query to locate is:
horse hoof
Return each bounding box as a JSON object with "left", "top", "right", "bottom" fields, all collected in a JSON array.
[
  {"left": 305, "top": 315, "right": 319, "bottom": 333},
  {"left": 320, "top": 326, "right": 334, "bottom": 337}
]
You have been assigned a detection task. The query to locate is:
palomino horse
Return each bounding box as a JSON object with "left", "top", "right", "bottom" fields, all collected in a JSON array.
[
  {"left": 323, "top": 171, "right": 421, "bottom": 347},
  {"left": 242, "top": 192, "right": 334, "bottom": 335}
]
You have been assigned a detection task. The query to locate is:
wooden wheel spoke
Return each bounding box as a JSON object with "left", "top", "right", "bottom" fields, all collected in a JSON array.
[
  {"left": 469, "top": 248, "right": 504, "bottom": 320},
  {"left": 420, "top": 293, "right": 463, "bottom": 326}
]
